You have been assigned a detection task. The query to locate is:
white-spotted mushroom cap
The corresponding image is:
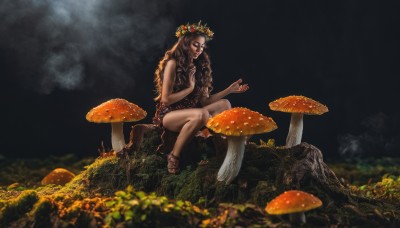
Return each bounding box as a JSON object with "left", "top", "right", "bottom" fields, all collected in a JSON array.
[
  {"left": 86, "top": 98, "right": 147, "bottom": 123},
  {"left": 206, "top": 107, "right": 277, "bottom": 136},
  {"left": 269, "top": 95, "right": 328, "bottom": 115},
  {"left": 41, "top": 168, "right": 76, "bottom": 186},
  {"left": 265, "top": 190, "right": 322, "bottom": 215}
]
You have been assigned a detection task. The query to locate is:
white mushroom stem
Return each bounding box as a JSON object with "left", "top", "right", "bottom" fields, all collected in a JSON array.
[
  {"left": 289, "top": 212, "right": 306, "bottom": 225},
  {"left": 111, "top": 122, "right": 126, "bottom": 153},
  {"left": 286, "top": 113, "right": 304, "bottom": 147},
  {"left": 217, "top": 136, "right": 246, "bottom": 184}
]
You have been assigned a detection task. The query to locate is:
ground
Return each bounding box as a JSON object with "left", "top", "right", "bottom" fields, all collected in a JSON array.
[{"left": 0, "top": 126, "right": 399, "bottom": 227}]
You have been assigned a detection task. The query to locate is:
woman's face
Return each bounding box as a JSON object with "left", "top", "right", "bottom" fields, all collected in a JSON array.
[{"left": 189, "top": 36, "right": 206, "bottom": 60}]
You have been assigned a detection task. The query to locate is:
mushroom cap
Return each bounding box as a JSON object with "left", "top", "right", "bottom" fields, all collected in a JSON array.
[
  {"left": 269, "top": 95, "right": 328, "bottom": 115},
  {"left": 41, "top": 168, "right": 76, "bottom": 186},
  {"left": 206, "top": 107, "right": 277, "bottom": 136},
  {"left": 86, "top": 98, "right": 147, "bottom": 123},
  {"left": 265, "top": 190, "right": 322, "bottom": 215}
]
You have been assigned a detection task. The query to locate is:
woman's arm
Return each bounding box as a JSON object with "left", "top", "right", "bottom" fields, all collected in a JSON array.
[
  {"left": 161, "top": 60, "right": 196, "bottom": 106},
  {"left": 200, "top": 78, "right": 249, "bottom": 106}
]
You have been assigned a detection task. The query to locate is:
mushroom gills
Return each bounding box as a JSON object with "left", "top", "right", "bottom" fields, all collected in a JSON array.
[{"left": 217, "top": 136, "right": 246, "bottom": 184}]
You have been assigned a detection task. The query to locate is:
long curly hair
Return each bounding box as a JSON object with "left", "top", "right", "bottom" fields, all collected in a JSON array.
[{"left": 154, "top": 33, "right": 213, "bottom": 102}]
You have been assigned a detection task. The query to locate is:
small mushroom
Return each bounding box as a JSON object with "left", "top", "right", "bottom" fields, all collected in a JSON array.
[
  {"left": 41, "top": 168, "right": 75, "bottom": 186},
  {"left": 265, "top": 190, "right": 322, "bottom": 225},
  {"left": 269, "top": 95, "right": 328, "bottom": 147},
  {"left": 206, "top": 107, "right": 277, "bottom": 184},
  {"left": 86, "top": 98, "right": 147, "bottom": 153}
]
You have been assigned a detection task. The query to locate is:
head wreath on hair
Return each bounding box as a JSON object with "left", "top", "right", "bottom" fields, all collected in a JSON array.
[{"left": 175, "top": 20, "right": 214, "bottom": 41}]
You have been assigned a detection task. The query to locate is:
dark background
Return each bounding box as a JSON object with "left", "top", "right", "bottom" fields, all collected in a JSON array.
[{"left": 1, "top": 0, "right": 399, "bottom": 160}]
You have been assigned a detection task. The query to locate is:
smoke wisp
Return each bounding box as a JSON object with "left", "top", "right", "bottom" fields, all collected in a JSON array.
[
  {"left": 338, "top": 112, "right": 400, "bottom": 161},
  {"left": 0, "top": 0, "right": 183, "bottom": 94}
]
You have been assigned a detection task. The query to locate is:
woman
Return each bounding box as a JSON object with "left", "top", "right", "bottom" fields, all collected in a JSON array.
[{"left": 153, "top": 21, "right": 249, "bottom": 174}]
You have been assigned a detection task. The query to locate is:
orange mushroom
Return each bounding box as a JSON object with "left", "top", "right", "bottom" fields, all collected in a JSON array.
[
  {"left": 86, "top": 98, "right": 147, "bottom": 153},
  {"left": 265, "top": 190, "right": 322, "bottom": 224},
  {"left": 41, "top": 168, "right": 76, "bottom": 186},
  {"left": 269, "top": 95, "right": 328, "bottom": 147},
  {"left": 206, "top": 107, "right": 277, "bottom": 184}
]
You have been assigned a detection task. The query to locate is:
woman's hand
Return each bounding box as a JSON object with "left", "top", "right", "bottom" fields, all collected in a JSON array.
[
  {"left": 199, "top": 78, "right": 249, "bottom": 106},
  {"left": 228, "top": 78, "right": 249, "bottom": 94},
  {"left": 188, "top": 66, "right": 196, "bottom": 90}
]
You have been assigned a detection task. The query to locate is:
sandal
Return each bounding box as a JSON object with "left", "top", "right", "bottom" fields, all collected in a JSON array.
[
  {"left": 198, "top": 159, "right": 209, "bottom": 166},
  {"left": 167, "top": 153, "right": 180, "bottom": 174}
]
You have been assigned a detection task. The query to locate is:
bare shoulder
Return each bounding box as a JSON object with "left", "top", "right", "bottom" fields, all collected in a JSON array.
[
  {"left": 165, "top": 59, "right": 177, "bottom": 69},
  {"left": 164, "top": 59, "right": 176, "bottom": 73},
  {"left": 163, "top": 59, "right": 177, "bottom": 81}
]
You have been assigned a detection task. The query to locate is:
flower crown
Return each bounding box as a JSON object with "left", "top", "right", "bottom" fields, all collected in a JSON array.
[{"left": 175, "top": 21, "right": 214, "bottom": 41}]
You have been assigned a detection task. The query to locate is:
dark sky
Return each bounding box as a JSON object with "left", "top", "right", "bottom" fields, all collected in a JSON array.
[{"left": 1, "top": 0, "right": 399, "bottom": 160}]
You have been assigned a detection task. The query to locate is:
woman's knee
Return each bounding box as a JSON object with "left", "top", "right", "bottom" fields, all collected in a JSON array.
[
  {"left": 192, "top": 109, "right": 210, "bottom": 126},
  {"left": 220, "top": 99, "right": 231, "bottom": 110}
]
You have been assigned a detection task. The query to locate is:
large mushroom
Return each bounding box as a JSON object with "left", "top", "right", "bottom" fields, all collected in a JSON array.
[
  {"left": 269, "top": 95, "right": 328, "bottom": 147},
  {"left": 265, "top": 190, "right": 322, "bottom": 225},
  {"left": 206, "top": 107, "right": 277, "bottom": 184},
  {"left": 86, "top": 98, "right": 147, "bottom": 153}
]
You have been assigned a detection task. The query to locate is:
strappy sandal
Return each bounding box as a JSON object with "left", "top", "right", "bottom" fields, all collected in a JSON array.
[
  {"left": 167, "top": 153, "right": 180, "bottom": 174},
  {"left": 198, "top": 160, "right": 209, "bottom": 166}
]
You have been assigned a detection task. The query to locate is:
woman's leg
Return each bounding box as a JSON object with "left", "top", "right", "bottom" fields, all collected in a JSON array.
[
  {"left": 203, "top": 99, "right": 231, "bottom": 116},
  {"left": 163, "top": 99, "right": 231, "bottom": 156},
  {"left": 163, "top": 108, "right": 210, "bottom": 157},
  {"left": 162, "top": 99, "right": 231, "bottom": 173}
]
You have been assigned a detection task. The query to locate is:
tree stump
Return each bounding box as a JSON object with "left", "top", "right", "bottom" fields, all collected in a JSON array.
[{"left": 126, "top": 124, "right": 158, "bottom": 153}]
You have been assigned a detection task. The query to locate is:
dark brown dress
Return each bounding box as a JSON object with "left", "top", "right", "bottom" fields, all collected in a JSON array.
[{"left": 153, "top": 95, "right": 200, "bottom": 128}]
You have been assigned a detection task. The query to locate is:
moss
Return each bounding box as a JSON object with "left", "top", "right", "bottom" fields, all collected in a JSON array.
[
  {"left": 0, "top": 190, "right": 39, "bottom": 225},
  {"left": 159, "top": 169, "right": 193, "bottom": 198},
  {"left": 56, "top": 153, "right": 166, "bottom": 198},
  {"left": 0, "top": 201, "right": 5, "bottom": 211},
  {"left": 62, "top": 200, "right": 83, "bottom": 222},
  {"left": 2, "top": 131, "right": 400, "bottom": 226},
  {"left": 29, "top": 197, "right": 55, "bottom": 227},
  {"left": 85, "top": 156, "right": 121, "bottom": 181},
  {"left": 6, "top": 182, "right": 26, "bottom": 191},
  {"left": 351, "top": 175, "right": 400, "bottom": 203},
  {"left": 34, "top": 184, "right": 63, "bottom": 197},
  {"left": 137, "top": 154, "right": 165, "bottom": 172},
  {"left": 59, "top": 156, "right": 123, "bottom": 197},
  {"left": 131, "top": 154, "right": 166, "bottom": 191},
  {"left": 104, "top": 186, "right": 210, "bottom": 227},
  {"left": 200, "top": 203, "right": 271, "bottom": 227},
  {"left": 213, "top": 182, "right": 240, "bottom": 204},
  {"left": 137, "top": 130, "right": 162, "bottom": 156},
  {"left": 249, "top": 181, "right": 277, "bottom": 206},
  {"left": 155, "top": 157, "right": 220, "bottom": 204},
  {"left": 176, "top": 166, "right": 208, "bottom": 202}
]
